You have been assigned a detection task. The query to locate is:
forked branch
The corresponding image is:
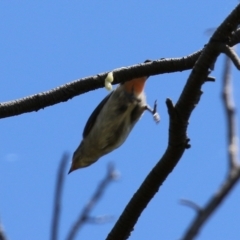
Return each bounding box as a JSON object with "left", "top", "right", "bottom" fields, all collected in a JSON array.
[
  {"left": 1, "top": 26, "right": 240, "bottom": 119},
  {"left": 181, "top": 54, "right": 240, "bottom": 240},
  {"left": 106, "top": 4, "right": 240, "bottom": 240}
]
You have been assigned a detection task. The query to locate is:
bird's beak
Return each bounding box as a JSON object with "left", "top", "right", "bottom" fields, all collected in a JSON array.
[{"left": 68, "top": 164, "right": 77, "bottom": 174}]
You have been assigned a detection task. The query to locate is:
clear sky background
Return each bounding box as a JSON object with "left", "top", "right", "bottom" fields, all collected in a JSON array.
[{"left": 1, "top": 1, "right": 240, "bottom": 240}]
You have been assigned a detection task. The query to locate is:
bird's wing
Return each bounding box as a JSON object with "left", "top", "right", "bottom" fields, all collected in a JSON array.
[{"left": 82, "top": 91, "right": 113, "bottom": 138}]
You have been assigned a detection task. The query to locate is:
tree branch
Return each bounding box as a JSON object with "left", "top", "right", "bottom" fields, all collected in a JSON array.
[
  {"left": 180, "top": 199, "right": 202, "bottom": 213},
  {"left": 222, "top": 55, "right": 239, "bottom": 169},
  {"left": 182, "top": 167, "right": 240, "bottom": 240},
  {"left": 181, "top": 54, "right": 240, "bottom": 239},
  {"left": 229, "top": 28, "right": 240, "bottom": 46},
  {"left": 106, "top": 4, "right": 240, "bottom": 240},
  {"left": 1, "top": 25, "right": 240, "bottom": 120},
  {"left": 0, "top": 51, "right": 201, "bottom": 119},
  {"left": 50, "top": 153, "right": 69, "bottom": 240},
  {"left": 66, "top": 163, "right": 118, "bottom": 240}
]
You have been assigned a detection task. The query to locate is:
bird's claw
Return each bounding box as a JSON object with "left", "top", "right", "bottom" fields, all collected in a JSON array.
[
  {"left": 153, "top": 100, "right": 160, "bottom": 123},
  {"left": 145, "top": 100, "right": 160, "bottom": 123},
  {"left": 153, "top": 112, "right": 160, "bottom": 123}
]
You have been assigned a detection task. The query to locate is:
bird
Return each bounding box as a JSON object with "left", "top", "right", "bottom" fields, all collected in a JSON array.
[{"left": 68, "top": 74, "right": 160, "bottom": 173}]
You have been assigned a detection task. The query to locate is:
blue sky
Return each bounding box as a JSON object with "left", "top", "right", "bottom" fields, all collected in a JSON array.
[{"left": 1, "top": 1, "right": 240, "bottom": 240}]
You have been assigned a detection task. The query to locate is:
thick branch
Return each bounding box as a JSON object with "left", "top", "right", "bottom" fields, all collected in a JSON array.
[
  {"left": 0, "top": 51, "right": 201, "bottom": 119},
  {"left": 1, "top": 25, "right": 240, "bottom": 120},
  {"left": 182, "top": 54, "right": 240, "bottom": 240},
  {"left": 106, "top": 4, "right": 240, "bottom": 240}
]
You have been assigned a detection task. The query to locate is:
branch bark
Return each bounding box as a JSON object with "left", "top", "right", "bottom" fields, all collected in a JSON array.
[
  {"left": 66, "top": 163, "right": 118, "bottom": 240},
  {"left": 1, "top": 27, "right": 240, "bottom": 120},
  {"left": 181, "top": 54, "right": 240, "bottom": 240},
  {"left": 50, "top": 154, "right": 69, "bottom": 240},
  {"left": 0, "top": 51, "right": 201, "bottom": 119},
  {"left": 106, "top": 4, "right": 240, "bottom": 240},
  {"left": 182, "top": 167, "right": 240, "bottom": 240}
]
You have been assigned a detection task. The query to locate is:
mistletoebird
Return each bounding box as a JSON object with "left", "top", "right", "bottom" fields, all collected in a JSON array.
[{"left": 69, "top": 69, "right": 160, "bottom": 173}]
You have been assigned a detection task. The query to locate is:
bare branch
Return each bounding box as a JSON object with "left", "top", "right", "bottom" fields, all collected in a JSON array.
[
  {"left": 50, "top": 153, "right": 69, "bottom": 240},
  {"left": 106, "top": 4, "right": 240, "bottom": 240},
  {"left": 0, "top": 51, "right": 202, "bottom": 119},
  {"left": 87, "top": 215, "right": 114, "bottom": 224},
  {"left": 66, "top": 163, "right": 118, "bottom": 240},
  {"left": 182, "top": 167, "right": 240, "bottom": 240},
  {"left": 181, "top": 55, "right": 240, "bottom": 240},
  {"left": 1, "top": 24, "right": 240, "bottom": 120},
  {"left": 216, "top": 44, "right": 240, "bottom": 70},
  {"left": 222, "top": 55, "right": 239, "bottom": 169},
  {"left": 179, "top": 199, "right": 202, "bottom": 213}
]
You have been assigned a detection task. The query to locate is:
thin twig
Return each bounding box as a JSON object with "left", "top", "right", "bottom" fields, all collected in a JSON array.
[
  {"left": 222, "top": 55, "right": 239, "bottom": 169},
  {"left": 66, "top": 163, "right": 118, "bottom": 240},
  {"left": 182, "top": 167, "right": 240, "bottom": 240},
  {"left": 179, "top": 199, "right": 202, "bottom": 213},
  {"left": 50, "top": 153, "right": 69, "bottom": 240},
  {"left": 216, "top": 44, "right": 240, "bottom": 70},
  {"left": 87, "top": 215, "right": 114, "bottom": 224},
  {"left": 181, "top": 55, "right": 240, "bottom": 240}
]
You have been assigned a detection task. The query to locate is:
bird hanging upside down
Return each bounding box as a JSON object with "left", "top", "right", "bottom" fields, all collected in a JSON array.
[{"left": 68, "top": 74, "right": 160, "bottom": 173}]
